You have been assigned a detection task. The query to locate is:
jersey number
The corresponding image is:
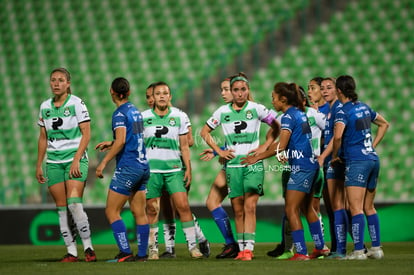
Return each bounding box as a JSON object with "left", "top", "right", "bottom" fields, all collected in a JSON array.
[{"left": 364, "top": 133, "right": 373, "bottom": 152}]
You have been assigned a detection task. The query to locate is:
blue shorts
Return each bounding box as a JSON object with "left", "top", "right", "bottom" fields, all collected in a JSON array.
[
  {"left": 325, "top": 161, "right": 345, "bottom": 180},
  {"left": 110, "top": 166, "right": 150, "bottom": 196},
  {"left": 345, "top": 160, "right": 380, "bottom": 189},
  {"left": 287, "top": 168, "right": 317, "bottom": 194}
]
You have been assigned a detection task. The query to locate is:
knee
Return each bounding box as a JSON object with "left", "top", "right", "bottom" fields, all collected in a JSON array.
[
  {"left": 284, "top": 206, "right": 299, "bottom": 220},
  {"left": 206, "top": 196, "right": 219, "bottom": 212},
  {"left": 363, "top": 205, "right": 376, "bottom": 216},
  {"left": 146, "top": 203, "right": 160, "bottom": 218},
  {"left": 105, "top": 206, "right": 120, "bottom": 223},
  {"left": 244, "top": 203, "right": 256, "bottom": 216}
]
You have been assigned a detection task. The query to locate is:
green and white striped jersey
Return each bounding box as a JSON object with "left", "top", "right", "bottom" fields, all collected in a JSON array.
[
  {"left": 142, "top": 107, "right": 189, "bottom": 173},
  {"left": 206, "top": 101, "right": 272, "bottom": 168},
  {"left": 305, "top": 107, "right": 326, "bottom": 156},
  {"left": 38, "top": 94, "right": 90, "bottom": 163}
]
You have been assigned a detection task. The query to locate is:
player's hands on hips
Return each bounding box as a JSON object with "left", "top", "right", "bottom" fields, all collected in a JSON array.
[
  {"left": 240, "top": 154, "right": 258, "bottom": 166},
  {"left": 199, "top": 148, "right": 215, "bottom": 161},
  {"left": 218, "top": 149, "right": 235, "bottom": 160}
]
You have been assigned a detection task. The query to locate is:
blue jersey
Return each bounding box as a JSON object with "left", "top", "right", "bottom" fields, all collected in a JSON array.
[
  {"left": 323, "top": 100, "right": 343, "bottom": 165},
  {"left": 280, "top": 107, "right": 318, "bottom": 170},
  {"left": 318, "top": 102, "right": 330, "bottom": 116},
  {"left": 112, "top": 102, "right": 148, "bottom": 169},
  {"left": 335, "top": 101, "right": 378, "bottom": 161}
]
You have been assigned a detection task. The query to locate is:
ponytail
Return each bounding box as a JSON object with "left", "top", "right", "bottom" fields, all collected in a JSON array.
[
  {"left": 336, "top": 75, "right": 358, "bottom": 102},
  {"left": 273, "top": 82, "right": 304, "bottom": 111}
]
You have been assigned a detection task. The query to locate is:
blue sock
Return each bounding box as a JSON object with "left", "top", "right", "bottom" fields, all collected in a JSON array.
[
  {"left": 309, "top": 220, "right": 324, "bottom": 250},
  {"left": 211, "top": 207, "right": 235, "bottom": 244},
  {"left": 351, "top": 214, "right": 365, "bottom": 251},
  {"left": 136, "top": 224, "right": 149, "bottom": 257},
  {"left": 111, "top": 220, "right": 131, "bottom": 254},
  {"left": 334, "top": 209, "right": 348, "bottom": 254},
  {"left": 292, "top": 229, "right": 307, "bottom": 255},
  {"left": 366, "top": 214, "right": 380, "bottom": 247}
]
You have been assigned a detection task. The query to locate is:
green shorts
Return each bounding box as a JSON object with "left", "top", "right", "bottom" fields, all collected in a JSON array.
[
  {"left": 45, "top": 159, "right": 89, "bottom": 186},
  {"left": 146, "top": 171, "right": 187, "bottom": 199},
  {"left": 226, "top": 162, "right": 264, "bottom": 198}
]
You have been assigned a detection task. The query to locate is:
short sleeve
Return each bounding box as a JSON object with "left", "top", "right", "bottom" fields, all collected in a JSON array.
[
  {"left": 75, "top": 98, "right": 91, "bottom": 123},
  {"left": 206, "top": 108, "right": 222, "bottom": 130}
]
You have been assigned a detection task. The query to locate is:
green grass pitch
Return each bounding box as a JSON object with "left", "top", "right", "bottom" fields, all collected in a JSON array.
[{"left": 1, "top": 242, "right": 413, "bottom": 275}]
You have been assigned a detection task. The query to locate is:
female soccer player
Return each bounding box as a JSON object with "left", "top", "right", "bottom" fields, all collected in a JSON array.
[
  {"left": 318, "top": 77, "right": 348, "bottom": 258},
  {"left": 36, "top": 68, "right": 96, "bottom": 262},
  {"left": 242, "top": 82, "right": 326, "bottom": 260},
  {"left": 95, "top": 77, "right": 150, "bottom": 262},
  {"left": 267, "top": 86, "right": 328, "bottom": 259},
  {"left": 331, "top": 75, "right": 388, "bottom": 260},
  {"left": 144, "top": 83, "right": 209, "bottom": 259},
  {"left": 143, "top": 81, "right": 204, "bottom": 259},
  {"left": 307, "top": 76, "right": 330, "bottom": 114},
  {"left": 199, "top": 76, "right": 239, "bottom": 259},
  {"left": 201, "top": 73, "right": 280, "bottom": 261}
]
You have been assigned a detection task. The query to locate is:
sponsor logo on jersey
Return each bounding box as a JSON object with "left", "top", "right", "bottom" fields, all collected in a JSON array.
[{"left": 209, "top": 118, "right": 219, "bottom": 126}]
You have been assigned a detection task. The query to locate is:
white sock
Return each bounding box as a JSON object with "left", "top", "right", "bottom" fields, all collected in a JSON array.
[
  {"left": 58, "top": 209, "right": 77, "bottom": 256},
  {"left": 149, "top": 225, "right": 159, "bottom": 252},
  {"left": 163, "top": 222, "right": 176, "bottom": 253},
  {"left": 182, "top": 223, "right": 197, "bottom": 251},
  {"left": 192, "top": 214, "right": 206, "bottom": 243},
  {"left": 68, "top": 203, "right": 93, "bottom": 251}
]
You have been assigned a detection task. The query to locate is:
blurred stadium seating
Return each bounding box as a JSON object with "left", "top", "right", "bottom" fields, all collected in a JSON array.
[{"left": 0, "top": 0, "right": 412, "bottom": 205}]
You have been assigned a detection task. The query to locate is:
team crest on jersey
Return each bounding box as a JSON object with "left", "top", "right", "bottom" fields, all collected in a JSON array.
[
  {"left": 169, "top": 118, "right": 176, "bottom": 126},
  {"left": 63, "top": 107, "right": 71, "bottom": 116},
  {"left": 246, "top": 110, "right": 253, "bottom": 120}
]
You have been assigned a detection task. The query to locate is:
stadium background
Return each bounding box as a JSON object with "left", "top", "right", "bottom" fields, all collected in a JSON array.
[{"left": 0, "top": 0, "right": 413, "bottom": 244}]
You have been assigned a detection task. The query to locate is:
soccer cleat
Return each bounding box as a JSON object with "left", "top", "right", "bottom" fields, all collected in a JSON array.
[
  {"left": 189, "top": 247, "right": 204, "bottom": 259},
  {"left": 234, "top": 249, "right": 254, "bottom": 261},
  {"left": 366, "top": 247, "right": 384, "bottom": 259},
  {"left": 288, "top": 253, "right": 311, "bottom": 261},
  {"left": 199, "top": 240, "right": 211, "bottom": 258},
  {"left": 240, "top": 249, "right": 254, "bottom": 261},
  {"left": 216, "top": 243, "right": 240, "bottom": 259},
  {"left": 309, "top": 247, "right": 330, "bottom": 259},
  {"left": 84, "top": 248, "right": 97, "bottom": 262},
  {"left": 325, "top": 252, "right": 346, "bottom": 259},
  {"left": 275, "top": 251, "right": 294, "bottom": 260},
  {"left": 60, "top": 253, "right": 79, "bottom": 262},
  {"left": 345, "top": 249, "right": 367, "bottom": 260},
  {"left": 267, "top": 243, "right": 285, "bottom": 257},
  {"left": 106, "top": 251, "right": 134, "bottom": 262},
  {"left": 148, "top": 249, "right": 159, "bottom": 260},
  {"left": 159, "top": 250, "right": 176, "bottom": 259},
  {"left": 234, "top": 250, "right": 245, "bottom": 260}
]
